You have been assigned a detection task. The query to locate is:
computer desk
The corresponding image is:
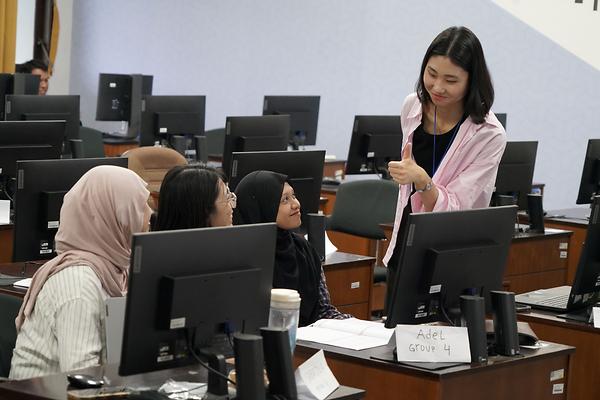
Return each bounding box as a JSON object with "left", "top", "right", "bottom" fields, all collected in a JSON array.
[
  {"left": 294, "top": 338, "right": 573, "bottom": 400},
  {"left": 0, "top": 363, "right": 365, "bottom": 399},
  {"left": 518, "top": 309, "right": 599, "bottom": 400}
]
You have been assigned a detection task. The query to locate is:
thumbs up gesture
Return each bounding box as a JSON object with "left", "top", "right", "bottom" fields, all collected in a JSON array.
[{"left": 388, "top": 143, "right": 426, "bottom": 185}]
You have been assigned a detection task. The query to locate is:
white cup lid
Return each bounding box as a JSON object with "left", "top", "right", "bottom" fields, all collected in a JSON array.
[{"left": 271, "top": 288, "right": 301, "bottom": 303}]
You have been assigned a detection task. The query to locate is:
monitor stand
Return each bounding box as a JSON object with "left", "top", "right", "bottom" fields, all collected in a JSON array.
[
  {"left": 198, "top": 349, "right": 228, "bottom": 397},
  {"left": 557, "top": 306, "right": 594, "bottom": 324}
]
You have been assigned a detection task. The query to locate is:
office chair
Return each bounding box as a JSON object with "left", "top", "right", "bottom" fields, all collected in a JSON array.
[
  {"left": 70, "top": 126, "right": 106, "bottom": 158},
  {"left": 205, "top": 127, "right": 225, "bottom": 158},
  {"left": 122, "top": 146, "right": 187, "bottom": 210},
  {"left": 0, "top": 293, "right": 23, "bottom": 378},
  {"left": 326, "top": 179, "right": 399, "bottom": 314}
]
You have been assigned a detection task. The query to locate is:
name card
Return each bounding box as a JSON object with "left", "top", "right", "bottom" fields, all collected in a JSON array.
[
  {"left": 593, "top": 307, "right": 600, "bottom": 328},
  {"left": 394, "top": 325, "right": 471, "bottom": 363},
  {"left": 295, "top": 350, "right": 339, "bottom": 400}
]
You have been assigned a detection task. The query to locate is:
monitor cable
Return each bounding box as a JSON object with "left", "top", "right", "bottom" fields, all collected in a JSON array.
[{"left": 185, "top": 328, "right": 236, "bottom": 387}]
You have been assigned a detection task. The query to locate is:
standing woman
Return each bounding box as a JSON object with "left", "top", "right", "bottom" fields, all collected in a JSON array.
[
  {"left": 10, "top": 166, "right": 151, "bottom": 379},
  {"left": 234, "top": 170, "right": 352, "bottom": 327},
  {"left": 384, "top": 27, "right": 506, "bottom": 292}
]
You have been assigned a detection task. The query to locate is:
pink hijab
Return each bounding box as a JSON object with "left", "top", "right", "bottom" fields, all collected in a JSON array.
[{"left": 15, "top": 165, "right": 150, "bottom": 330}]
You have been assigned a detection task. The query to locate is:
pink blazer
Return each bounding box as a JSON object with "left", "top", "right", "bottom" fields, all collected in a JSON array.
[{"left": 383, "top": 93, "right": 507, "bottom": 266}]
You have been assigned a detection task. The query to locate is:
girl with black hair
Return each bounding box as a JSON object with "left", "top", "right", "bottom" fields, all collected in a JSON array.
[
  {"left": 154, "top": 165, "right": 235, "bottom": 231},
  {"left": 384, "top": 27, "right": 507, "bottom": 293},
  {"left": 234, "top": 170, "right": 352, "bottom": 327}
]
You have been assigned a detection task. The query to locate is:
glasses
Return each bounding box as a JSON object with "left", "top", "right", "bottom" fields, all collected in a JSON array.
[
  {"left": 280, "top": 193, "right": 297, "bottom": 205},
  {"left": 219, "top": 188, "right": 237, "bottom": 208}
]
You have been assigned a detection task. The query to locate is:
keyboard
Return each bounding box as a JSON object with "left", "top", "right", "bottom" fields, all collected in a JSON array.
[{"left": 535, "top": 294, "right": 569, "bottom": 309}]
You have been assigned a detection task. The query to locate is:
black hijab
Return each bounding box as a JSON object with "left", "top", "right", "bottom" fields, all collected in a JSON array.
[{"left": 234, "top": 170, "right": 321, "bottom": 326}]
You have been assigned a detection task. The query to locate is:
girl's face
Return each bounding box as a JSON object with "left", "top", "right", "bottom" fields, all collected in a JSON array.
[
  {"left": 423, "top": 55, "right": 469, "bottom": 110},
  {"left": 276, "top": 182, "right": 302, "bottom": 230},
  {"left": 209, "top": 180, "right": 235, "bottom": 227}
]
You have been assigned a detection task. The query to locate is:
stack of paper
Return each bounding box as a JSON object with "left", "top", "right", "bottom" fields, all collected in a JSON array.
[{"left": 297, "top": 318, "right": 394, "bottom": 351}]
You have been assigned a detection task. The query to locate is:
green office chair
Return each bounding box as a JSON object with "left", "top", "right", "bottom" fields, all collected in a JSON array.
[
  {"left": 326, "top": 179, "right": 399, "bottom": 313},
  {"left": 70, "top": 126, "right": 106, "bottom": 158},
  {"left": 0, "top": 293, "right": 23, "bottom": 378}
]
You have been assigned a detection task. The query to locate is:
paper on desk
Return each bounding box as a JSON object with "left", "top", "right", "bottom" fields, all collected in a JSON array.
[
  {"left": 296, "top": 318, "right": 394, "bottom": 351},
  {"left": 593, "top": 307, "right": 600, "bottom": 329},
  {"left": 295, "top": 349, "right": 339, "bottom": 400},
  {"left": 13, "top": 278, "right": 32, "bottom": 288},
  {"left": 324, "top": 233, "right": 337, "bottom": 255},
  {"left": 0, "top": 200, "right": 9, "bottom": 224}
]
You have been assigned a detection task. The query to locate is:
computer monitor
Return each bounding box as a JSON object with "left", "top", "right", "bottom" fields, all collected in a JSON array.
[
  {"left": 345, "top": 115, "right": 402, "bottom": 177},
  {"left": 0, "top": 73, "right": 39, "bottom": 120},
  {"left": 95, "top": 73, "right": 153, "bottom": 139},
  {"left": 560, "top": 196, "right": 600, "bottom": 318},
  {"left": 4, "top": 94, "right": 80, "bottom": 156},
  {"left": 228, "top": 150, "right": 325, "bottom": 220},
  {"left": 384, "top": 206, "right": 517, "bottom": 328},
  {"left": 495, "top": 113, "right": 507, "bottom": 129},
  {"left": 221, "top": 115, "right": 289, "bottom": 177},
  {"left": 492, "top": 141, "right": 538, "bottom": 210},
  {"left": 140, "top": 95, "right": 205, "bottom": 147},
  {"left": 0, "top": 120, "right": 64, "bottom": 202},
  {"left": 576, "top": 139, "right": 600, "bottom": 205},
  {"left": 119, "top": 223, "right": 276, "bottom": 376},
  {"left": 12, "top": 157, "right": 128, "bottom": 262},
  {"left": 262, "top": 96, "right": 320, "bottom": 148}
]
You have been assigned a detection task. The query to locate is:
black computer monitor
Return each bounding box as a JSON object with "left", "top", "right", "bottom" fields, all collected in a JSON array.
[
  {"left": 0, "top": 120, "right": 64, "bottom": 201},
  {"left": 576, "top": 139, "right": 600, "bottom": 205},
  {"left": 95, "top": 73, "right": 153, "bottom": 139},
  {"left": 221, "top": 115, "right": 289, "bottom": 177},
  {"left": 492, "top": 141, "right": 538, "bottom": 210},
  {"left": 560, "top": 195, "right": 600, "bottom": 319},
  {"left": 495, "top": 113, "right": 507, "bottom": 129},
  {"left": 12, "top": 157, "right": 128, "bottom": 262},
  {"left": 4, "top": 94, "right": 80, "bottom": 156},
  {"left": 228, "top": 150, "right": 325, "bottom": 220},
  {"left": 262, "top": 96, "right": 320, "bottom": 148},
  {"left": 345, "top": 115, "right": 402, "bottom": 177},
  {"left": 140, "top": 95, "right": 206, "bottom": 147},
  {"left": 384, "top": 206, "right": 517, "bottom": 328},
  {"left": 119, "top": 223, "right": 276, "bottom": 377},
  {"left": 0, "top": 73, "right": 39, "bottom": 120}
]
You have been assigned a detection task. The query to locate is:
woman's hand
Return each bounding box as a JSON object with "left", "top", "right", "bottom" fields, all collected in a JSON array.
[{"left": 388, "top": 143, "right": 430, "bottom": 188}]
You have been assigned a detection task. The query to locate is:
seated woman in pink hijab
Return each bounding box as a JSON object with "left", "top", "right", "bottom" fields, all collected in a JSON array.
[{"left": 9, "top": 165, "right": 151, "bottom": 380}]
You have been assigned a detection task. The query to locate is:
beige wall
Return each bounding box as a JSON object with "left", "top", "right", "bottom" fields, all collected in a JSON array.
[{"left": 493, "top": 0, "right": 600, "bottom": 70}]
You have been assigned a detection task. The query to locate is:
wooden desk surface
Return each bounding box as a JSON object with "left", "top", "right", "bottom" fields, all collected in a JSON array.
[
  {"left": 0, "top": 363, "right": 364, "bottom": 399},
  {"left": 0, "top": 261, "right": 40, "bottom": 297},
  {"left": 296, "top": 339, "right": 574, "bottom": 400},
  {"left": 518, "top": 309, "right": 600, "bottom": 400}
]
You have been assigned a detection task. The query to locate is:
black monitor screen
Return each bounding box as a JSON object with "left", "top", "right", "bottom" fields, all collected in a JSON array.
[
  {"left": 0, "top": 121, "right": 64, "bottom": 201},
  {"left": 576, "top": 139, "right": 600, "bottom": 205},
  {"left": 119, "top": 223, "right": 276, "bottom": 376},
  {"left": 566, "top": 196, "right": 600, "bottom": 312},
  {"left": 492, "top": 141, "right": 538, "bottom": 210},
  {"left": 5, "top": 94, "right": 80, "bottom": 156},
  {"left": 385, "top": 206, "right": 517, "bottom": 327},
  {"left": 0, "top": 73, "right": 39, "bottom": 120},
  {"left": 263, "top": 96, "right": 320, "bottom": 147},
  {"left": 140, "top": 95, "right": 206, "bottom": 147},
  {"left": 222, "top": 115, "right": 289, "bottom": 177},
  {"left": 345, "top": 115, "right": 402, "bottom": 176},
  {"left": 495, "top": 113, "right": 507, "bottom": 129},
  {"left": 12, "top": 157, "right": 128, "bottom": 262},
  {"left": 229, "top": 150, "right": 325, "bottom": 219}
]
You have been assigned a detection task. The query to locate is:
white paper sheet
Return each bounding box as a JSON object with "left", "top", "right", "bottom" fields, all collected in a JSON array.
[{"left": 297, "top": 318, "right": 394, "bottom": 351}]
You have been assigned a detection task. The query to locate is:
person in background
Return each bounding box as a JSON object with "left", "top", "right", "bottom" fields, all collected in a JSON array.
[
  {"left": 15, "top": 59, "right": 50, "bottom": 95},
  {"left": 234, "top": 170, "right": 353, "bottom": 326},
  {"left": 9, "top": 166, "right": 151, "bottom": 380},
  {"left": 153, "top": 165, "right": 235, "bottom": 230},
  {"left": 383, "top": 26, "right": 506, "bottom": 302}
]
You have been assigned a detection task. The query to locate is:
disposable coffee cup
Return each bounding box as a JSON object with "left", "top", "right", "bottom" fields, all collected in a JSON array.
[{"left": 268, "top": 288, "right": 301, "bottom": 353}]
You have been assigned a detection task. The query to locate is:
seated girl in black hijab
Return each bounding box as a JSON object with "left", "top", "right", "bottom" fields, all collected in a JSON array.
[{"left": 234, "top": 170, "right": 352, "bottom": 326}]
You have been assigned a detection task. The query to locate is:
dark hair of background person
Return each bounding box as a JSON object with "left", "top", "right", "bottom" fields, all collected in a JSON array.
[
  {"left": 15, "top": 59, "right": 49, "bottom": 74},
  {"left": 415, "top": 26, "right": 494, "bottom": 124},
  {"left": 153, "top": 165, "right": 225, "bottom": 231}
]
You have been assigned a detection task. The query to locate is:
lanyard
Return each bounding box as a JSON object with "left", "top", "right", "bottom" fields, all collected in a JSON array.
[{"left": 432, "top": 106, "right": 461, "bottom": 176}]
